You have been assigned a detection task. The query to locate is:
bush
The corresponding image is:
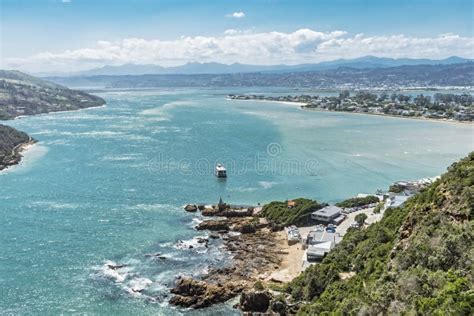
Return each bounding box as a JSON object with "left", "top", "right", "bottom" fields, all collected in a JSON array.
[
  {"left": 336, "top": 196, "right": 379, "bottom": 208},
  {"left": 260, "top": 198, "right": 325, "bottom": 226}
]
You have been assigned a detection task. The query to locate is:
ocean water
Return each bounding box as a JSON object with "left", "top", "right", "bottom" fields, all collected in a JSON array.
[{"left": 0, "top": 88, "right": 472, "bottom": 315}]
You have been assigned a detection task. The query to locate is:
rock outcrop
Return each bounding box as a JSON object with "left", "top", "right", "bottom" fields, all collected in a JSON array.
[
  {"left": 239, "top": 290, "right": 272, "bottom": 313},
  {"left": 196, "top": 220, "right": 230, "bottom": 231},
  {"left": 184, "top": 204, "right": 198, "bottom": 212},
  {"left": 170, "top": 277, "right": 243, "bottom": 308}
]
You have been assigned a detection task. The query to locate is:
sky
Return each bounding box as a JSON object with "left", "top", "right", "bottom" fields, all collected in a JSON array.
[{"left": 0, "top": 0, "right": 473, "bottom": 73}]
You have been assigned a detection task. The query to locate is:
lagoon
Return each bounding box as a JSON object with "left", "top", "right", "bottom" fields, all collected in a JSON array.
[{"left": 0, "top": 88, "right": 472, "bottom": 315}]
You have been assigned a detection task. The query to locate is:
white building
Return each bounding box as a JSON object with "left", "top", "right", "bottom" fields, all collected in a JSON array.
[{"left": 311, "top": 205, "right": 343, "bottom": 223}]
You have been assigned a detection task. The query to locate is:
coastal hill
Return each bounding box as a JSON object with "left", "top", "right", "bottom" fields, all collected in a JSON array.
[
  {"left": 47, "top": 62, "right": 474, "bottom": 89},
  {"left": 0, "top": 70, "right": 105, "bottom": 120},
  {"left": 0, "top": 124, "right": 34, "bottom": 171},
  {"left": 286, "top": 152, "right": 473, "bottom": 314}
]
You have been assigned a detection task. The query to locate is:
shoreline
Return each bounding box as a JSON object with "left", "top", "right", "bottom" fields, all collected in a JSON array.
[
  {"left": 13, "top": 104, "right": 107, "bottom": 120},
  {"left": 169, "top": 206, "right": 287, "bottom": 309},
  {"left": 0, "top": 139, "right": 37, "bottom": 172},
  {"left": 303, "top": 105, "right": 474, "bottom": 125},
  {"left": 227, "top": 97, "right": 473, "bottom": 125}
]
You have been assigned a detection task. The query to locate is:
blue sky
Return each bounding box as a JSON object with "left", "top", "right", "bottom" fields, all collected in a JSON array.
[{"left": 1, "top": 0, "right": 473, "bottom": 72}]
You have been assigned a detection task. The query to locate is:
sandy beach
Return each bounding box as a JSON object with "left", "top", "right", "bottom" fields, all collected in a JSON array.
[{"left": 0, "top": 139, "right": 37, "bottom": 173}]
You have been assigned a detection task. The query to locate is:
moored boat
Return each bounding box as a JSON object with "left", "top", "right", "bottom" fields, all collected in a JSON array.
[{"left": 215, "top": 164, "right": 227, "bottom": 178}]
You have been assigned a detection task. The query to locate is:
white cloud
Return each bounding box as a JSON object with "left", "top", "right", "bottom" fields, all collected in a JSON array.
[
  {"left": 227, "top": 11, "right": 245, "bottom": 18},
  {"left": 61, "top": 0, "right": 71, "bottom": 3},
  {"left": 5, "top": 28, "right": 473, "bottom": 72}
]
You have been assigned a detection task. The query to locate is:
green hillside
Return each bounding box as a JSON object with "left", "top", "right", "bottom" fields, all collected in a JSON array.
[
  {"left": 0, "top": 70, "right": 105, "bottom": 119},
  {"left": 286, "top": 153, "right": 473, "bottom": 315},
  {"left": 260, "top": 198, "right": 325, "bottom": 226},
  {"left": 0, "top": 124, "right": 32, "bottom": 170}
]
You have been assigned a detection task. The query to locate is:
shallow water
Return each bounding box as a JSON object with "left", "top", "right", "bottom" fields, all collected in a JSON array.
[{"left": 1, "top": 88, "right": 472, "bottom": 314}]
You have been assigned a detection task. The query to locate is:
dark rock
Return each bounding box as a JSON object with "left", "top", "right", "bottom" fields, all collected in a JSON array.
[
  {"left": 184, "top": 204, "right": 198, "bottom": 212},
  {"left": 209, "top": 234, "right": 220, "bottom": 239},
  {"left": 197, "top": 237, "right": 208, "bottom": 244},
  {"left": 202, "top": 208, "right": 219, "bottom": 216},
  {"left": 144, "top": 253, "right": 161, "bottom": 258},
  {"left": 239, "top": 290, "right": 272, "bottom": 313},
  {"left": 170, "top": 277, "right": 242, "bottom": 309},
  {"left": 196, "top": 220, "right": 230, "bottom": 231},
  {"left": 198, "top": 204, "right": 205, "bottom": 211},
  {"left": 270, "top": 298, "right": 287, "bottom": 315},
  {"left": 107, "top": 264, "right": 125, "bottom": 270},
  {"left": 231, "top": 222, "right": 257, "bottom": 234}
]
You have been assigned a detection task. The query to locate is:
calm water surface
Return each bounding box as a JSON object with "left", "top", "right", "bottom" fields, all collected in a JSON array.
[{"left": 1, "top": 88, "right": 472, "bottom": 315}]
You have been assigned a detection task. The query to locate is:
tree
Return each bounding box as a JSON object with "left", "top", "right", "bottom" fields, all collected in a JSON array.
[{"left": 355, "top": 213, "right": 368, "bottom": 227}]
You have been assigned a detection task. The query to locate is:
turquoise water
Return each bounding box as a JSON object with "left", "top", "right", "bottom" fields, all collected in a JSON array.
[{"left": 1, "top": 88, "right": 472, "bottom": 315}]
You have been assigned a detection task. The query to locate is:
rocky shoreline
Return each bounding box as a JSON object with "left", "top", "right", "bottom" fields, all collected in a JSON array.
[
  {"left": 170, "top": 203, "right": 293, "bottom": 313},
  {"left": 0, "top": 137, "right": 36, "bottom": 172}
]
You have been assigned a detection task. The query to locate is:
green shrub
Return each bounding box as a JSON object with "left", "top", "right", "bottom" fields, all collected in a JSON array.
[
  {"left": 336, "top": 195, "right": 379, "bottom": 208},
  {"left": 260, "top": 198, "right": 325, "bottom": 226}
]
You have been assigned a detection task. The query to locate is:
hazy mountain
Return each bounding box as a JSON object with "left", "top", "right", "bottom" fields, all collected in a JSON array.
[
  {"left": 55, "top": 56, "right": 473, "bottom": 76},
  {"left": 0, "top": 70, "right": 105, "bottom": 119},
  {"left": 47, "top": 62, "right": 474, "bottom": 89}
]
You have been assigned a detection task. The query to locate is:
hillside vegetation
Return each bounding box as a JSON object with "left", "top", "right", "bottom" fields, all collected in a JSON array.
[
  {"left": 286, "top": 152, "right": 473, "bottom": 315},
  {"left": 335, "top": 195, "right": 380, "bottom": 208},
  {"left": 0, "top": 70, "right": 105, "bottom": 119},
  {"left": 260, "top": 198, "right": 325, "bottom": 226},
  {"left": 0, "top": 124, "right": 32, "bottom": 170}
]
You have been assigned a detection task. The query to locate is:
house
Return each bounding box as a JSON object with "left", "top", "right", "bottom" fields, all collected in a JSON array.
[
  {"left": 311, "top": 205, "right": 343, "bottom": 223},
  {"left": 287, "top": 200, "right": 297, "bottom": 209},
  {"left": 306, "top": 242, "right": 334, "bottom": 261},
  {"left": 305, "top": 227, "right": 342, "bottom": 261}
]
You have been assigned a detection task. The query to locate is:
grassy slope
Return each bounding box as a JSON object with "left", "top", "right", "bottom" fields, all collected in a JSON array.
[
  {"left": 260, "top": 198, "right": 325, "bottom": 226},
  {"left": 286, "top": 152, "right": 473, "bottom": 315}
]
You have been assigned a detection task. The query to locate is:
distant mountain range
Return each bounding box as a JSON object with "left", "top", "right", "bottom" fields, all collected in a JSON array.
[
  {"left": 42, "top": 56, "right": 472, "bottom": 77},
  {"left": 46, "top": 62, "right": 474, "bottom": 89}
]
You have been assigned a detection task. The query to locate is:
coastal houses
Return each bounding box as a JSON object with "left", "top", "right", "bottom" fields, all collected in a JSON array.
[
  {"left": 304, "top": 226, "right": 342, "bottom": 261},
  {"left": 311, "top": 205, "right": 344, "bottom": 224}
]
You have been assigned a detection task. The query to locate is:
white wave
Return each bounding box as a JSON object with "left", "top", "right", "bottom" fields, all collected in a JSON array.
[
  {"left": 97, "top": 260, "right": 129, "bottom": 283},
  {"left": 232, "top": 186, "right": 258, "bottom": 192},
  {"left": 139, "top": 100, "right": 194, "bottom": 120},
  {"left": 30, "top": 201, "right": 79, "bottom": 210},
  {"left": 101, "top": 154, "right": 143, "bottom": 161},
  {"left": 173, "top": 236, "right": 209, "bottom": 251},
  {"left": 1, "top": 144, "right": 48, "bottom": 175},
  {"left": 127, "top": 277, "right": 153, "bottom": 293},
  {"left": 258, "top": 181, "right": 278, "bottom": 189}
]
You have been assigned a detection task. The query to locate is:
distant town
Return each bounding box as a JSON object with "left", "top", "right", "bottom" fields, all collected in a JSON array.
[{"left": 228, "top": 91, "right": 473, "bottom": 122}]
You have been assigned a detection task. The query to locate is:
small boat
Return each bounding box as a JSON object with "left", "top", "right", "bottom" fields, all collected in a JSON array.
[{"left": 215, "top": 164, "right": 227, "bottom": 178}]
